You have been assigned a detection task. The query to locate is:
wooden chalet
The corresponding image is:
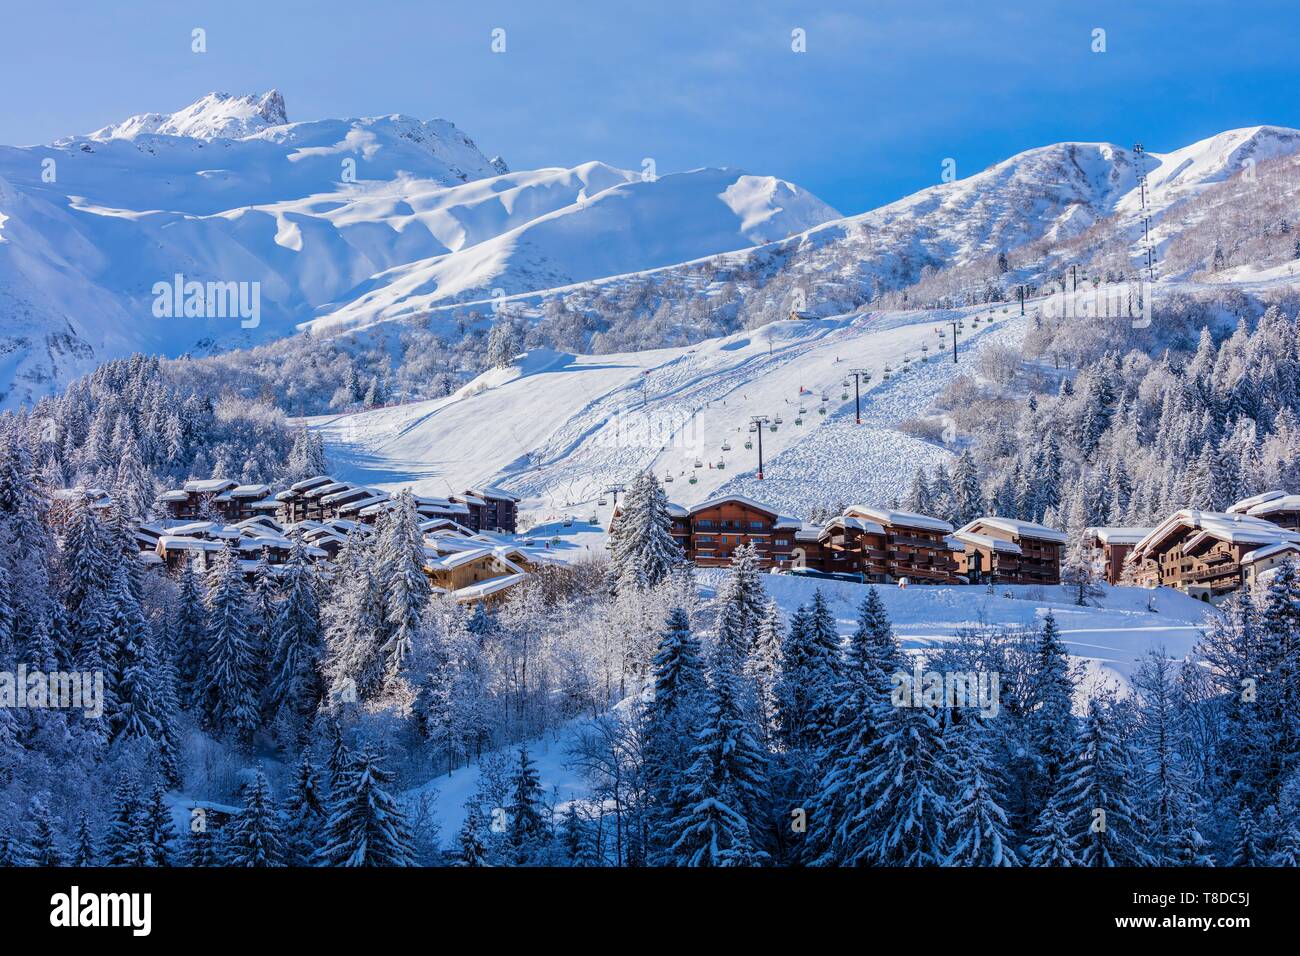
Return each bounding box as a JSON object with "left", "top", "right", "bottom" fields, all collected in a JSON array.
[
  {"left": 1242, "top": 541, "right": 1300, "bottom": 589},
  {"left": 1084, "top": 526, "right": 1153, "bottom": 585},
  {"left": 953, "top": 517, "right": 1067, "bottom": 585},
  {"left": 451, "top": 487, "right": 520, "bottom": 534},
  {"left": 821, "top": 507, "right": 957, "bottom": 583},
  {"left": 1229, "top": 490, "right": 1300, "bottom": 532},
  {"left": 1130, "top": 509, "right": 1300, "bottom": 603}
]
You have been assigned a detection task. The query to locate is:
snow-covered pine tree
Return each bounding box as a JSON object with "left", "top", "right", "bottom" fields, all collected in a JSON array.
[
  {"left": 281, "top": 752, "right": 327, "bottom": 866},
  {"left": 506, "top": 748, "right": 550, "bottom": 865},
  {"left": 197, "top": 544, "right": 259, "bottom": 742},
  {"left": 141, "top": 785, "right": 176, "bottom": 866},
  {"left": 104, "top": 781, "right": 147, "bottom": 867},
  {"left": 72, "top": 812, "right": 97, "bottom": 866},
  {"left": 1021, "top": 611, "right": 1076, "bottom": 828},
  {"left": 951, "top": 449, "right": 983, "bottom": 527},
  {"left": 712, "top": 542, "right": 767, "bottom": 659},
  {"left": 808, "top": 587, "right": 904, "bottom": 866},
  {"left": 608, "top": 471, "right": 683, "bottom": 593},
  {"left": 644, "top": 605, "right": 706, "bottom": 863},
  {"left": 668, "top": 639, "right": 770, "bottom": 867},
  {"left": 943, "top": 718, "right": 1019, "bottom": 866},
  {"left": 24, "top": 798, "right": 65, "bottom": 867},
  {"left": 1024, "top": 795, "right": 1079, "bottom": 866},
  {"left": 558, "top": 803, "right": 595, "bottom": 866},
  {"left": 1132, "top": 649, "right": 1197, "bottom": 863},
  {"left": 1230, "top": 805, "right": 1261, "bottom": 866},
  {"left": 744, "top": 599, "right": 783, "bottom": 745},
  {"left": 853, "top": 668, "right": 951, "bottom": 866},
  {"left": 173, "top": 558, "right": 207, "bottom": 700},
  {"left": 774, "top": 590, "right": 840, "bottom": 752},
  {"left": 225, "top": 769, "right": 286, "bottom": 867},
  {"left": 1055, "top": 698, "right": 1150, "bottom": 866},
  {"left": 318, "top": 749, "right": 415, "bottom": 867},
  {"left": 268, "top": 537, "right": 324, "bottom": 721},
  {"left": 456, "top": 799, "right": 490, "bottom": 867},
  {"left": 376, "top": 490, "right": 431, "bottom": 680}
]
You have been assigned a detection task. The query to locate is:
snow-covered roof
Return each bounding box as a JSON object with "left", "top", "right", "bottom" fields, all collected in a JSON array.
[
  {"left": 959, "top": 517, "right": 1068, "bottom": 544},
  {"left": 305, "top": 481, "right": 351, "bottom": 498},
  {"left": 845, "top": 506, "right": 953, "bottom": 534},
  {"left": 1087, "top": 526, "right": 1155, "bottom": 546},
  {"left": 687, "top": 494, "right": 782, "bottom": 518},
  {"left": 320, "top": 485, "right": 379, "bottom": 505},
  {"left": 290, "top": 475, "right": 334, "bottom": 493},
  {"left": 952, "top": 530, "right": 1022, "bottom": 554},
  {"left": 158, "top": 489, "right": 191, "bottom": 502},
  {"left": 819, "top": 515, "right": 887, "bottom": 537},
  {"left": 466, "top": 486, "right": 521, "bottom": 503},
  {"left": 182, "top": 478, "right": 238, "bottom": 494},
  {"left": 1134, "top": 509, "right": 1300, "bottom": 557},
  {"left": 1241, "top": 541, "right": 1300, "bottom": 565},
  {"left": 666, "top": 503, "right": 689, "bottom": 518},
  {"left": 1227, "top": 489, "right": 1287, "bottom": 514},
  {"left": 1244, "top": 494, "right": 1300, "bottom": 517},
  {"left": 419, "top": 518, "right": 475, "bottom": 537},
  {"left": 456, "top": 494, "right": 488, "bottom": 506},
  {"left": 794, "top": 523, "right": 823, "bottom": 542},
  {"left": 228, "top": 483, "right": 271, "bottom": 498},
  {"left": 450, "top": 573, "right": 529, "bottom": 602}
]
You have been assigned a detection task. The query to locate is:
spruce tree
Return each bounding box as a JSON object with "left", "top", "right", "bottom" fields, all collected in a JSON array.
[
  {"left": 226, "top": 769, "right": 286, "bottom": 867},
  {"left": 142, "top": 785, "right": 177, "bottom": 866},
  {"left": 318, "top": 749, "right": 415, "bottom": 867},
  {"left": 198, "top": 544, "right": 259, "bottom": 741},
  {"left": 810, "top": 587, "right": 904, "bottom": 865},
  {"left": 1056, "top": 699, "right": 1150, "bottom": 866},
  {"left": 1230, "top": 805, "right": 1261, "bottom": 866},
  {"left": 943, "top": 719, "right": 1019, "bottom": 866},
  {"left": 506, "top": 748, "right": 549, "bottom": 864},
  {"left": 1025, "top": 796, "right": 1079, "bottom": 866},
  {"left": 644, "top": 606, "right": 705, "bottom": 862},
  {"left": 609, "top": 472, "right": 683, "bottom": 592},
  {"left": 269, "top": 538, "right": 324, "bottom": 720},
  {"left": 25, "top": 798, "right": 65, "bottom": 867},
  {"left": 281, "top": 752, "right": 327, "bottom": 866},
  {"left": 456, "top": 800, "right": 490, "bottom": 867},
  {"left": 669, "top": 642, "right": 769, "bottom": 866},
  {"left": 72, "top": 813, "right": 97, "bottom": 866},
  {"left": 104, "top": 781, "right": 147, "bottom": 867}
]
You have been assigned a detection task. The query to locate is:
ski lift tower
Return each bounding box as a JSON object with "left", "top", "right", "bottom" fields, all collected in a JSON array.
[
  {"left": 1133, "top": 143, "right": 1156, "bottom": 281},
  {"left": 603, "top": 483, "right": 627, "bottom": 510},
  {"left": 848, "top": 368, "right": 872, "bottom": 424},
  {"left": 749, "top": 416, "right": 773, "bottom": 480}
]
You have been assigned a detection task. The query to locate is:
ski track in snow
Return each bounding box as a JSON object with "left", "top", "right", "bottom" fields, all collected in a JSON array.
[{"left": 316, "top": 302, "right": 1031, "bottom": 523}]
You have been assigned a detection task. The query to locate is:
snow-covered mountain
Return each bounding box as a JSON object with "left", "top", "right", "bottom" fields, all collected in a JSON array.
[
  {"left": 2, "top": 88, "right": 1299, "bottom": 408},
  {"left": 0, "top": 91, "right": 838, "bottom": 406}
]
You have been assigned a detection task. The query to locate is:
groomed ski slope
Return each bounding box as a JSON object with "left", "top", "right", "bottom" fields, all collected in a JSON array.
[{"left": 311, "top": 299, "right": 1031, "bottom": 521}]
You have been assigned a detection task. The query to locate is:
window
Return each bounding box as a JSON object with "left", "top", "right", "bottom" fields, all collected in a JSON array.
[
  {"left": 750, "top": 520, "right": 765, "bottom": 529},
  {"left": 775, "top": 538, "right": 790, "bottom": 547}
]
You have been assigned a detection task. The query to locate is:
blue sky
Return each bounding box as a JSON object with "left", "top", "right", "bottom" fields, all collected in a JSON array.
[{"left": 3, "top": 0, "right": 1298, "bottom": 213}]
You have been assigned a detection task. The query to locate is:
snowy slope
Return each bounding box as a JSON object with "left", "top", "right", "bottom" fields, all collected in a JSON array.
[
  {"left": 310, "top": 299, "right": 1029, "bottom": 520},
  {"left": 404, "top": 575, "right": 1217, "bottom": 847}
]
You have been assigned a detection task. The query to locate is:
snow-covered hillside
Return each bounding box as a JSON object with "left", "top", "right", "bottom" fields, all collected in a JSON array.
[
  {"left": 311, "top": 298, "right": 1029, "bottom": 520},
  {"left": 0, "top": 91, "right": 837, "bottom": 405},
  {"left": 404, "top": 574, "right": 1216, "bottom": 847}
]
